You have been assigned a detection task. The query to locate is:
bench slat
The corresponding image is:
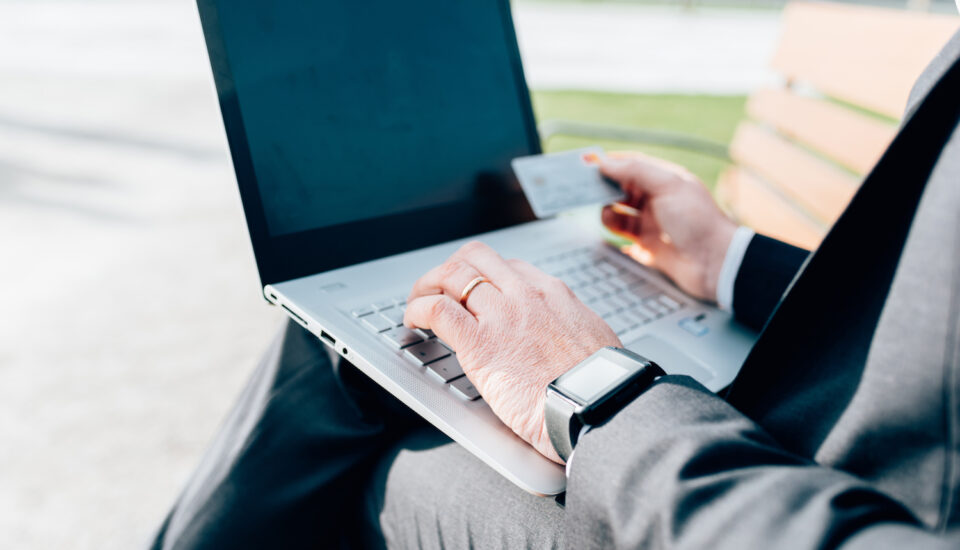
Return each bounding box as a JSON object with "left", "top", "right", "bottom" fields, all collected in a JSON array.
[
  {"left": 729, "top": 122, "right": 859, "bottom": 224},
  {"left": 771, "top": 2, "right": 959, "bottom": 118},
  {"left": 747, "top": 88, "right": 897, "bottom": 174},
  {"left": 717, "top": 167, "right": 825, "bottom": 250}
]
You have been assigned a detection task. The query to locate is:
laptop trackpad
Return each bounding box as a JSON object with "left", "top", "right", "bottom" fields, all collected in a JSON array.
[{"left": 624, "top": 335, "right": 714, "bottom": 384}]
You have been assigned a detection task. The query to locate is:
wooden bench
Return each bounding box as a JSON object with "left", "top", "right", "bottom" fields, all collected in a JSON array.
[
  {"left": 717, "top": 1, "right": 959, "bottom": 248},
  {"left": 539, "top": 2, "right": 959, "bottom": 250}
]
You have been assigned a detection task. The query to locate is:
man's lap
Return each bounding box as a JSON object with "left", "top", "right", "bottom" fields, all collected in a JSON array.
[
  {"left": 150, "top": 321, "right": 562, "bottom": 549},
  {"left": 367, "top": 428, "right": 565, "bottom": 549}
]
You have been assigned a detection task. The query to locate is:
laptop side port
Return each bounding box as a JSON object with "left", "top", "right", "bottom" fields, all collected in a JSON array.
[
  {"left": 279, "top": 303, "right": 308, "bottom": 327},
  {"left": 320, "top": 330, "right": 336, "bottom": 346}
]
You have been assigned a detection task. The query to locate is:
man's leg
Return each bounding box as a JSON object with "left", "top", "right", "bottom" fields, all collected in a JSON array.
[
  {"left": 150, "top": 320, "right": 423, "bottom": 550},
  {"left": 364, "top": 428, "right": 566, "bottom": 549}
]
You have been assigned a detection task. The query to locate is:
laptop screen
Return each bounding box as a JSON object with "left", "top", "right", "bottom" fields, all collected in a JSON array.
[{"left": 198, "top": 0, "right": 539, "bottom": 285}]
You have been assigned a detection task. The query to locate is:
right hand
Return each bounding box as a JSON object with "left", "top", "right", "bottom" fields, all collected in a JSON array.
[
  {"left": 599, "top": 152, "right": 737, "bottom": 303},
  {"left": 403, "top": 241, "right": 621, "bottom": 464}
]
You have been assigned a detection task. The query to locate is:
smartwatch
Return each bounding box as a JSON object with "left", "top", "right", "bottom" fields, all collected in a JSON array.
[{"left": 545, "top": 347, "right": 665, "bottom": 462}]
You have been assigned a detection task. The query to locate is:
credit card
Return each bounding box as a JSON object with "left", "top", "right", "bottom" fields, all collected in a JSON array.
[{"left": 511, "top": 147, "right": 625, "bottom": 218}]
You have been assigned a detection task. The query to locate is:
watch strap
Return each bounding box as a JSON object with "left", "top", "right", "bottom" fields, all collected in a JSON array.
[
  {"left": 545, "top": 348, "right": 665, "bottom": 462},
  {"left": 545, "top": 389, "right": 582, "bottom": 462}
]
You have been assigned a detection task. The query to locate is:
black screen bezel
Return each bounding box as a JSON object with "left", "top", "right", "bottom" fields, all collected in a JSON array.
[{"left": 195, "top": 0, "right": 541, "bottom": 288}]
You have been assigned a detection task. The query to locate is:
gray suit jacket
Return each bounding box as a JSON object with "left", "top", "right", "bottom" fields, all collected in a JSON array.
[{"left": 565, "top": 31, "right": 960, "bottom": 549}]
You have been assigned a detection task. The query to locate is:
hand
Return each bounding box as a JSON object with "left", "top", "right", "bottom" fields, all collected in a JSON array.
[
  {"left": 600, "top": 152, "right": 737, "bottom": 303},
  {"left": 404, "top": 241, "right": 621, "bottom": 463}
]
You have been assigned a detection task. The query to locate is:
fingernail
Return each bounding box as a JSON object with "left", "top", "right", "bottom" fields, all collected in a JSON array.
[{"left": 610, "top": 202, "right": 641, "bottom": 217}]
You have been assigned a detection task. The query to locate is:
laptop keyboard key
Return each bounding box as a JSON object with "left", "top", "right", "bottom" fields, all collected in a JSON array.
[
  {"left": 404, "top": 340, "right": 450, "bottom": 365},
  {"left": 380, "top": 308, "right": 406, "bottom": 326},
  {"left": 582, "top": 265, "right": 605, "bottom": 281},
  {"left": 659, "top": 294, "right": 682, "bottom": 310},
  {"left": 591, "top": 299, "right": 616, "bottom": 318},
  {"left": 426, "top": 355, "right": 465, "bottom": 382},
  {"left": 573, "top": 288, "right": 593, "bottom": 304},
  {"left": 606, "top": 313, "right": 632, "bottom": 335},
  {"left": 362, "top": 314, "right": 395, "bottom": 333},
  {"left": 632, "top": 302, "right": 661, "bottom": 320},
  {"left": 626, "top": 308, "right": 652, "bottom": 326},
  {"left": 595, "top": 280, "right": 620, "bottom": 296},
  {"left": 450, "top": 376, "right": 481, "bottom": 400},
  {"left": 438, "top": 338, "right": 455, "bottom": 352},
  {"left": 624, "top": 273, "right": 647, "bottom": 288},
  {"left": 597, "top": 261, "right": 619, "bottom": 277},
  {"left": 578, "top": 286, "right": 603, "bottom": 303},
  {"left": 351, "top": 306, "right": 374, "bottom": 318},
  {"left": 616, "top": 292, "right": 639, "bottom": 308},
  {"left": 381, "top": 326, "right": 423, "bottom": 349},
  {"left": 605, "top": 276, "right": 628, "bottom": 291},
  {"left": 415, "top": 328, "right": 436, "bottom": 340},
  {"left": 643, "top": 297, "right": 669, "bottom": 315},
  {"left": 628, "top": 286, "right": 655, "bottom": 302},
  {"left": 372, "top": 299, "right": 395, "bottom": 311}
]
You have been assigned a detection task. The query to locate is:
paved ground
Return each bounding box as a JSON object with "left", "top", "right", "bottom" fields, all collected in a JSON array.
[
  {"left": 0, "top": 1, "right": 780, "bottom": 548},
  {"left": 514, "top": 3, "right": 782, "bottom": 93}
]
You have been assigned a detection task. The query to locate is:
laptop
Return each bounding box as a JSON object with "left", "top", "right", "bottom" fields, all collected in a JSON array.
[{"left": 195, "top": 0, "right": 757, "bottom": 496}]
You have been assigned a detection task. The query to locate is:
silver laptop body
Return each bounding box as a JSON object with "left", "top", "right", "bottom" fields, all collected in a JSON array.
[{"left": 196, "top": 0, "right": 757, "bottom": 496}]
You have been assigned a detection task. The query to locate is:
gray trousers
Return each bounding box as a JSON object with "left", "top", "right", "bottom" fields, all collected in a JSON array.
[{"left": 149, "top": 320, "right": 564, "bottom": 549}]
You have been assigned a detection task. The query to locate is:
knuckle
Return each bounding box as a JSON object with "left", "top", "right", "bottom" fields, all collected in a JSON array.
[
  {"left": 428, "top": 296, "right": 451, "bottom": 320},
  {"left": 440, "top": 259, "right": 467, "bottom": 280},
  {"left": 546, "top": 276, "right": 571, "bottom": 294},
  {"left": 521, "top": 283, "right": 548, "bottom": 303},
  {"left": 459, "top": 240, "right": 487, "bottom": 256}
]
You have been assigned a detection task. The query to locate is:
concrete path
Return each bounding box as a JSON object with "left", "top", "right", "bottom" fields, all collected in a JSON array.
[{"left": 0, "top": 1, "right": 780, "bottom": 548}]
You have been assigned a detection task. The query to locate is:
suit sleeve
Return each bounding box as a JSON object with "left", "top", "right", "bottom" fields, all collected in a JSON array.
[
  {"left": 563, "top": 376, "right": 957, "bottom": 550},
  {"left": 732, "top": 234, "right": 809, "bottom": 331}
]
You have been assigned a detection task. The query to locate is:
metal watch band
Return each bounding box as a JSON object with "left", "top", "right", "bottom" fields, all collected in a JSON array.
[{"left": 545, "top": 389, "right": 582, "bottom": 462}]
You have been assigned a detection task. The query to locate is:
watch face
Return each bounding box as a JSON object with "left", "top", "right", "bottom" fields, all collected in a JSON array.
[{"left": 557, "top": 355, "right": 631, "bottom": 403}]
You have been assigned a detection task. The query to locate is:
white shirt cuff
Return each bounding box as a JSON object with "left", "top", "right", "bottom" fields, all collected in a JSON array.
[{"left": 715, "top": 226, "right": 755, "bottom": 312}]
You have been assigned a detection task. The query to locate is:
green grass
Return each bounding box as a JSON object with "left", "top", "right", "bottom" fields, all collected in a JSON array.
[{"left": 530, "top": 90, "right": 747, "bottom": 189}]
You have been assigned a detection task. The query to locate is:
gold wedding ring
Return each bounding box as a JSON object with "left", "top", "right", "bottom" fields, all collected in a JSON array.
[{"left": 459, "top": 276, "right": 490, "bottom": 307}]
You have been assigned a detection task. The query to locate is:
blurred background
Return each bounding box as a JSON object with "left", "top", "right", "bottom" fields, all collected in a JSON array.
[{"left": 1, "top": 0, "right": 957, "bottom": 548}]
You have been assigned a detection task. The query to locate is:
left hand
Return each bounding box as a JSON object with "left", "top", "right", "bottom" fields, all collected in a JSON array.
[{"left": 404, "top": 241, "right": 621, "bottom": 463}]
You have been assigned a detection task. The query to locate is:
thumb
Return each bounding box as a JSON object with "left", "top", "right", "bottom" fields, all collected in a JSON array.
[{"left": 601, "top": 204, "right": 643, "bottom": 239}]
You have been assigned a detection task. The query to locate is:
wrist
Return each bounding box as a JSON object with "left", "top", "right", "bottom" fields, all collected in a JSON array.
[
  {"left": 699, "top": 219, "right": 737, "bottom": 303},
  {"left": 544, "top": 347, "right": 665, "bottom": 462}
]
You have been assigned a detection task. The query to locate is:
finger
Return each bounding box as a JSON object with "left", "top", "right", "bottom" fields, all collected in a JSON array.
[
  {"left": 408, "top": 259, "right": 502, "bottom": 316},
  {"left": 621, "top": 242, "right": 655, "bottom": 266},
  {"left": 403, "top": 294, "right": 478, "bottom": 352},
  {"left": 602, "top": 204, "right": 643, "bottom": 239},
  {"left": 450, "top": 241, "right": 522, "bottom": 289},
  {"left": 610, "top": 202, "right": 642, "bottom": 217},
  {"left": 409, "top": 259, "right": 482, "bottom": 299},
  {"left": 620, "top": 231, "right": 672, "bottom": 271},
  {"left": 599, "top": 155, "right": 672, "bottom": 198}
]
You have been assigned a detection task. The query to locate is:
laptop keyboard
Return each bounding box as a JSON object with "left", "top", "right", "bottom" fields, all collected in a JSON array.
[
  {"left": 350, "top": 246, "right": 685, "bottom": 402},
  {"left": 535, "top": 247, "right": 686, "bottom": 335}
]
